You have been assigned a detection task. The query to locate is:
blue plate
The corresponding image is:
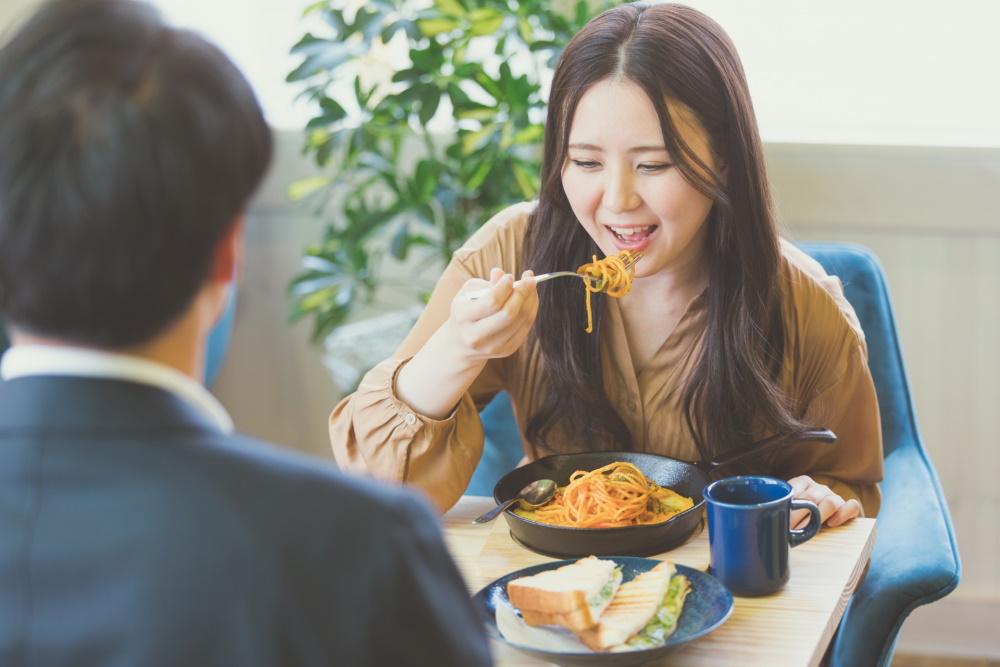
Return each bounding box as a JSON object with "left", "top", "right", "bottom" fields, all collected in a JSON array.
[{"left": 473, "top": 557, "right": 733, "bottom": 667}]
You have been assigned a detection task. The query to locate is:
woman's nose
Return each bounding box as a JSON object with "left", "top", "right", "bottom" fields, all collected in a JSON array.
[{"left": 602, "top": 169, "right": 640, "bottom": 213}]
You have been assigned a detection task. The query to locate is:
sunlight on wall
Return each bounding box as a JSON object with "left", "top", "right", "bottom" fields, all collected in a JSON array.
[
  {"left": 2, "top": 0, "right": 993, "bottom": 148},
  {"left": 684, "top": 0, "right": 1000, "bottom": 147}
]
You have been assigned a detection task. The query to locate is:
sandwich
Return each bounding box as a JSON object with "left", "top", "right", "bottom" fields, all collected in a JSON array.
[
  {"left": 506, "top": 556, "right": 623, "bottom": 633},
  {"left": 577, "top": 561, "right": 691, "bottom": 652}
]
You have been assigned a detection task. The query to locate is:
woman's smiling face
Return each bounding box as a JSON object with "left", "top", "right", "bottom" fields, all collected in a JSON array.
[{"left": 561, "top": 78, "right": 719, "bottom": 281}]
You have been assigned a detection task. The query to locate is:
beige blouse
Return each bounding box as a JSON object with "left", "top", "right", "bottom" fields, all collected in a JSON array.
[{"left": 330, "top": 202, "right": 884, "bottom": 514}]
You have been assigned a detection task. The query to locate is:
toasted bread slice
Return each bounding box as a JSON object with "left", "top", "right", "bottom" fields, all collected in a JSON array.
[
  {"left": 507, "top": 556, "right": 620, "bottom": 630},
  {"left": 609, "top": 573, "right": 691, "bottom": 652},
  {"left": 577, "top": 561, "right": 675, "bottom": 651},
  {"left": 519, "top": 570, "right": 621, "bottom": 633}
]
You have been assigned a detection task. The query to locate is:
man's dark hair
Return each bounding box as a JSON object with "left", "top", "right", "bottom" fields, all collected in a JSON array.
[{"left": 0, "top": 0, "right": 272, "bottom": 347}]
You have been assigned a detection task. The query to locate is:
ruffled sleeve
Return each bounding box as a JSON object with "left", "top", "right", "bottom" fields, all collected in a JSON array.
[{"left": 329, "top": 356, "right": 486, "bottom": 512}]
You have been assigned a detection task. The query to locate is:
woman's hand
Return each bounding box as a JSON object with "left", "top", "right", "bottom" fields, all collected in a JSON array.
[
  {"left": 393, "top": 268, "right": 538, "bottom": 421},
  {"left": 447, "top": 268, "right": 539, "bottom": 361},
  {"left": 788, "top": 475, "right": 860, "bottom": 529}
]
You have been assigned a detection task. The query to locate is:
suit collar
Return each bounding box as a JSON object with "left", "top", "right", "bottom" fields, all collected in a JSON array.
[
  {"left": 1, "top": 345, "right": 232, "bottom": 434},
  {"left": 0, "top": 375, "right": 225, "bottom": 435}
]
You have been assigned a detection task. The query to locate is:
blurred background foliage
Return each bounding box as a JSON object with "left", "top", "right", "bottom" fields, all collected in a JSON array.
[{"left": 286, "top": 0, "right": 609, "bottom": 342}]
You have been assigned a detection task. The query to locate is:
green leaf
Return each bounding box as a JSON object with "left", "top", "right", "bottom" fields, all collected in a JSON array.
[
  {"left": 305, "top": 127, "right": 332, "bottom": 149},
  {"left": 414, "top": 159, "right": 439, "bottom": 200},
  {"left": 465, "top": 159, "right": 493, "bottom": 190},
  {"left": 320, "top": 7, "right": 350, "bottom": 36},
  {"left": 467, "top": 8, "right": 505, "bottom": 36},
  {"left": 305, "top": 97, "right": 349, "bottom": 129},
  {"left": 512, "top": 160, "right": 540, "bottom": 199},
  {"left": 391, "top": 68, "right": 422, "bottom": 84},
  {"left": 289, "top": 33, "right": 330, "bottom": 57},
  {"left": 447, "top": 82, "right": 471, "bottom": 107},
  {"left": 460, "top": 123, "right": 496, "bottom": 154},
  {"left": 417, "top": 17, "right": 460, "bottom": 37},
  {"left": 390, "top": 222, "right": 411, "bottom": 260},
  {"left": 517, "top": 16, "right": 532, "bottom": 42},
  {"left": 473, "top": 71, "right": 503, "bottom": 101},
  {"left": 286, "top": 42, "right": 358, "bottom": 82},
  {"left": 512, "top": 124, "right": 544, "bottom": 145},
  {"left": 300, "top": 1, "right": 328, "bottom": 19},
  {"left": 314, "top": 137, "right": 336, "bottom": 166},
  {"left": 418, "top": 88, "right": 442, "bottom": 126},
  {"left": 410, "top": 44, "right": 445, "bottom": 73},
  {"left": 455, "top": 106, "right": 498, "bottom": 121},
  {"left": 433, "top": 0, "right": 467, "bottom": 18},
  {"left": 353, "top": 6, "right": 386, "bottom": 42},
  {"left": 287, "top": 175, "right": 334, "bottom": 201}
]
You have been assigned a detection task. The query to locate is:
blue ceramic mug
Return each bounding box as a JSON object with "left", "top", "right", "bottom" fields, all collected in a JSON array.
[{"left": 704, "top": 475, "right": 821, "bottom": 597}]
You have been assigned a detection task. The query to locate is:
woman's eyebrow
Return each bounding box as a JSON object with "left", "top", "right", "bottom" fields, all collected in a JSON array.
[{"left": 567, "top": 142, "right": 669, "bottom": 154}]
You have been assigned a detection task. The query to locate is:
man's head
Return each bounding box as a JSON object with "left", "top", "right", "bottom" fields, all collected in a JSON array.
[{"left": 0, "top": 0, "right": 272, "bottom": 348}]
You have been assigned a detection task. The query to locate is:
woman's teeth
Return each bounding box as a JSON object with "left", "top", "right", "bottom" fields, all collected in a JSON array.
[{"left": 610, "top": 225, "right": 652, "bottom": 242}]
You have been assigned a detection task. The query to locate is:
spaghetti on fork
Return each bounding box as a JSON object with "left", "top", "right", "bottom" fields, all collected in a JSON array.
[{"left": 576, "top": 250, "right": 642, "bottom": 333}]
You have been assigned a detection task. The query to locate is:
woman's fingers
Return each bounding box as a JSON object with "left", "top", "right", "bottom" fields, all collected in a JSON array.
[
  {"left": 450, "top": 268, "right": 538, "bottom": 358},
  {"left": 826, "top": 499, "right": 861, "bottom": 527},
  {"left": 788, "top": 474, "right": 859, "bottom": 528}
]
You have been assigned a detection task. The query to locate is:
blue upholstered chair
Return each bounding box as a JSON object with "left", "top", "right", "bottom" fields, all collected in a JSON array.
[
  {"left": 472, "top": 242, "right": 961, "bottom": 667},
  {"left": 0, "top": 312, "right": 8, "bottom": 356},
  {"left": 796, "top": 242, "right": 960, "bottom": 667},
  {"left": 204, "top": 291, "right": 237, "bottom": 387}
]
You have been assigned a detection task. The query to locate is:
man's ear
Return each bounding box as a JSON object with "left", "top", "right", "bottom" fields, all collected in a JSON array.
[{"left": 210, "top": 216, "right": 245, "bottom": 285}]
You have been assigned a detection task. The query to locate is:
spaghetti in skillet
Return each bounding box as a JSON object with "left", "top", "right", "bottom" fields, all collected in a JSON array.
[{"left": 514, "top": 461, "right": 694, "bottom": 528}]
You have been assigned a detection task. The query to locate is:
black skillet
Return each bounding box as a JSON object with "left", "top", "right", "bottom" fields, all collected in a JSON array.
[{"left": 491, "top": 429, "right": 835, "bottom": 558}]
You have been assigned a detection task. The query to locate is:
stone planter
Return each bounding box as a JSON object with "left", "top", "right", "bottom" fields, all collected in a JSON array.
[{"left": 322, "top": 306, "right": 424, "bottom": 395}]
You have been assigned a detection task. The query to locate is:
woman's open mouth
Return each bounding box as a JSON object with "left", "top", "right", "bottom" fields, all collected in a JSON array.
[{"left": 606, "top": 224, "right": 657, "bottom": 251}]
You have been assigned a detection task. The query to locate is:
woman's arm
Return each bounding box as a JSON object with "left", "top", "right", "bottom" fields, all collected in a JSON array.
[
  {"left": 394, "top": 268, "right": 537, "bottom": 419},
  {"left": 329, "top": 205, "right": 538, "bottom": 511}
]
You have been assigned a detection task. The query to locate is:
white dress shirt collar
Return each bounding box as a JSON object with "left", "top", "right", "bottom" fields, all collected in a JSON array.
[{"left": 0, "top": 345, "right": 234, "bottom": 434}]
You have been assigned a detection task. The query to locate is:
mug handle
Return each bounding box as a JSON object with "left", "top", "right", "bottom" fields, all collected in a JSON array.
[{"left": 789, "top": 499, "right": 822, "bottom": 546}]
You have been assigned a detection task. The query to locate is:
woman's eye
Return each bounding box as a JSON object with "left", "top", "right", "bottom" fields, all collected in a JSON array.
[
  {"left": 571, "top": 159, "right": 600, "bottom": 170},
  {"left": 639, "top": 163, "right": 672, "bottom": 173}
]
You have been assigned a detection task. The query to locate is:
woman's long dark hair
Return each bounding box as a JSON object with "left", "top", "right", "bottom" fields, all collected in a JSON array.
[{"left": 523, "top": 3, "right": 808, "bottom": 460}]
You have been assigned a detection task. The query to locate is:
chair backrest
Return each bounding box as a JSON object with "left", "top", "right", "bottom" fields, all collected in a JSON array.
[
  {"left": 0, "top": 312, "right": 8, "bottom": 355},
  {"left": 796, "top": 242, "right": 912, "bottom": 456},
  {"left": 797, "top": 242, "right": 961, "bottom": 667},
  {"left": 204, "top": 291, "right": 236, "bottom": 388}
]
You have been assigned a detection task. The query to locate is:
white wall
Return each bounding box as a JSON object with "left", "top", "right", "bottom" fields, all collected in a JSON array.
[{"left": 146, "top": 0, "right": 1000, "bottom": 147}]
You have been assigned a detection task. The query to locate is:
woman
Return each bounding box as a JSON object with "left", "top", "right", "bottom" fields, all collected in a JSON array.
[{"left": 330, "top": 3, "right": 883, "bottom": 521}]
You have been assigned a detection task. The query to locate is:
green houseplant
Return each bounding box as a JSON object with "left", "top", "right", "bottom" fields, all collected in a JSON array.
[{"left": 286, "top": 0, "right": 607, "bottom": 345}]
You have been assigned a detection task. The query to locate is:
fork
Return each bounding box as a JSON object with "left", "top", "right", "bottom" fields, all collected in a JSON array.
[
  {"left": 461, "top": 252, "right": 642, "bottom": 300},
  {"left": 461, "top": 272, "right": 595, "bottom": 300}
]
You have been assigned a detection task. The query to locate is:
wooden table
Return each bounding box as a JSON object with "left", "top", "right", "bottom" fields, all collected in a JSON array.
[{"left": 442, "top": 496, "right": 876, "bottom": 667}]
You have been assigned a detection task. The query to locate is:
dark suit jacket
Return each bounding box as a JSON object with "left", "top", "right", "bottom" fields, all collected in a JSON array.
[{"left": 0, "top": 376, "right": 492, "bottom": 667}]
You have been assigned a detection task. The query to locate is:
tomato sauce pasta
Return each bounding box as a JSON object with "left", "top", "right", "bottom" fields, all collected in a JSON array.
[
  {"left": 576, "top": 250, "right": 641, "bottom": 333},
  {"left": 514, "top": 461, "right": 694, "bottom": 528}
]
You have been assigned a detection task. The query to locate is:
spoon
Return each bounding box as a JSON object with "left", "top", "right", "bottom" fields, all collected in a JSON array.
[{"left": 471, "top": 479, "right": 557, "bottom": 524}]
